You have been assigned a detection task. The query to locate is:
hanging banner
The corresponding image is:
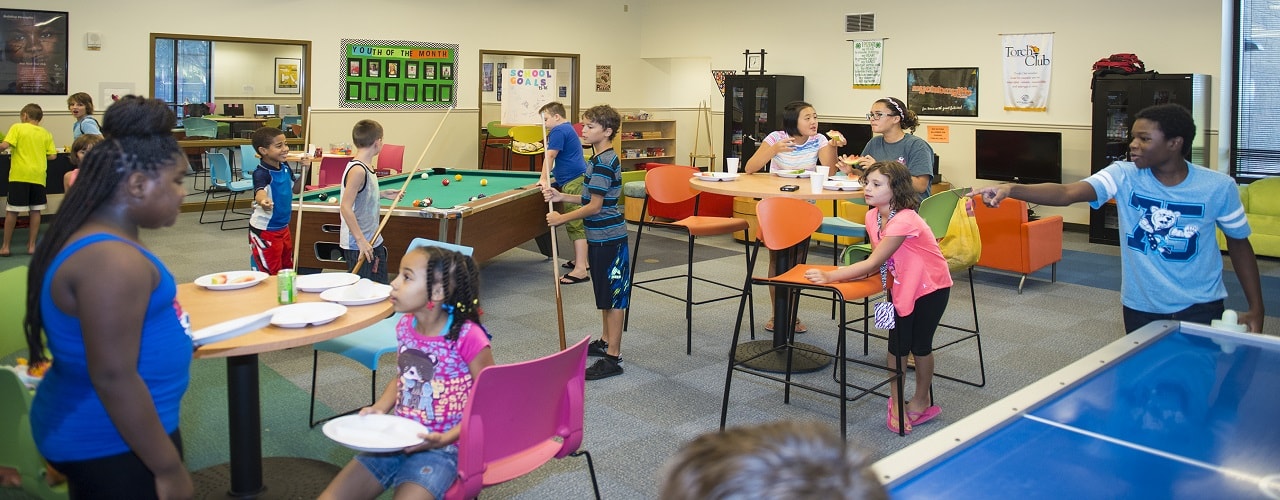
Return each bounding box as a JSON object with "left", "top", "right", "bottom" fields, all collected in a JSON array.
[
  {"left": 500, "top": 68, "right": 556, "bottom": 125},
  {"left": 1001, "top": 33, "right": 1053, "bottom": 112},
  {"left": 710, "top": 69, "right": 736, "bottom": 97},
  {"left": 852, "top": 39, "right": 884, "bottom": 89}
]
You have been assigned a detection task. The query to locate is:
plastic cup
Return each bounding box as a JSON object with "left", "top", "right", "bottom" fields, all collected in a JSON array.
[
  {"left": 810, "top": 171, "right": 826, "bottom": 193},
  {"left": 816, "top": 165, "right": 831, "bottom": 178},
  {"left": 726, "top": 158, "right": 740, "bottom": 174}
]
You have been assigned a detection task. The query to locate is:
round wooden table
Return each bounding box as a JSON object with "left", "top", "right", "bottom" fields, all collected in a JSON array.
[
  {"left": 689, "top": 172, "right": 865, "bottom": 373},
  {"left": 180, "top": 277, "right": 393, "bottom": 499}
]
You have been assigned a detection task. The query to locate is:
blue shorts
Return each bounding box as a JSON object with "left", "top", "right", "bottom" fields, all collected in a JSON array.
[
  {"left": 354, "top": 444, "right": 459, "bottom": 497},
  {"left": 588, "top": 240, "right": 630, "bottom": 310}
]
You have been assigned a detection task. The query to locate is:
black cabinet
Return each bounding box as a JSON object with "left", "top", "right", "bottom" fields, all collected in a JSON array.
[
  {"left": 1088, "top": 73, "right": 1209, "bottom": 245},
  {"left": 722, "top": 75, "right": 804, "bottom": 170}
]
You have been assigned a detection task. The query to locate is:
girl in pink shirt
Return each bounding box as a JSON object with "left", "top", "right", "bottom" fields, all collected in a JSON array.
[{"left": 805, "top": 161, "right": 952, "bottom": 434}]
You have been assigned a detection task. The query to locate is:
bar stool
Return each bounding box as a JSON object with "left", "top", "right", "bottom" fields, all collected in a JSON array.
[
  {"left": 625, "top": 165, "right": 754, "bottom": 355},
  {"left": 721, "top": 197, "right": 906, "bottom": 438}
]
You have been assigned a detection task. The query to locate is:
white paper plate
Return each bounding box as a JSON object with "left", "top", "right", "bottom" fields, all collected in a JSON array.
[
  {"left": 190, "top": 311, "right": 274, "bottom": 347},
  {"left": 296, "top": 272, "right": 360, "bottom": 292},
  {"left": 692, "top": 172, "right": 740, "bottom": 182},
  {"left": 323, "top": 414, "right": 428, "bottom": 453},
  {"left": 823, "top": 180, "right": 863, "bottom": 191},
  {"left": 320, "top": 279, "right": 392, "bottom": 306},
  {"left": 773, "top": 169, "right": 811, "bottom": 178},
  {"left": 194, "top": 271, "right": 269, "bottom": 291},
  {"left": 270, "top": 302, "right": 348, "bottom": 328}
]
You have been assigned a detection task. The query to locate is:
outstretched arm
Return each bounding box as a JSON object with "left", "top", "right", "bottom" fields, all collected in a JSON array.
[{"left": 971, "top": 180, "right": 1095, "bottom": 207}]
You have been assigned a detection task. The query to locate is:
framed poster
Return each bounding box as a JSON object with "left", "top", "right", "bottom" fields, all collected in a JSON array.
[
  {"left": 275, "top": 57, "right": 301, "bottom": 94},
  {"left": 482, "top": 62, "right": 494, "bottom": 92},
  {"left": 340, "top": 39, "right": 458, "bottom": 108},
  {"left": 0, "top": 9, "right": 69, "bottom": 95},
  {"left": 906, "top": 67, "right": 979, "bottom": 117}
]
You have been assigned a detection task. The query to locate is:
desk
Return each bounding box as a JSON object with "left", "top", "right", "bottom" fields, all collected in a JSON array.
[
  {"left": 206, "top": 116, "right": 270, "bottom": 137},
  {"left": 178, "top": 138, "right": 304, "bottom": 149},
  {"left": 690, "top": 173, "right": 864, "bottom": 373},
  {"left": 182, "top": 277, "right": 393, "bottom": 499},
  {"left": 874, "top": 321, "right": 1280, "bottom": 498},
  {"left": 294, "top": 169, "right": 552, "bottom": 271}
]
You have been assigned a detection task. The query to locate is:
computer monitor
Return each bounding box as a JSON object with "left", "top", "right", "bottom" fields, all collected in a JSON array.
[
  {"left": 223, "top": 103, "right": 244, "bottom": 117},
  {"left": 255, "top": 104, "right": 277, "bottom": 117},
  {"left": 279, "top": 104, "right": 299, "bottom": 116}
]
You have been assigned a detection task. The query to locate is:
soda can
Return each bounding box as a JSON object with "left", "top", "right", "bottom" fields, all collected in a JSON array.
[{"left": 277, "top": 269, "right": 297, "bottom": 305}]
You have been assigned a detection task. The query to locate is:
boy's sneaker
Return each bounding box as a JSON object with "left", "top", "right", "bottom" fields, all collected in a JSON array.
[
  {"left": 587, "top": 338, "right": 610, "bottom": 357},
  {"left": 585, "top": 356, "right": 623, "bottom": 380}
]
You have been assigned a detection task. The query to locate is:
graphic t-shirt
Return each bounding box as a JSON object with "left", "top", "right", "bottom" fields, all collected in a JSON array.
[
  {"left": 866, "top": 208, "right": 953, "bottom": 316},
  {"left": 393, "top": 316, "right": 491, "bottom": 434}
]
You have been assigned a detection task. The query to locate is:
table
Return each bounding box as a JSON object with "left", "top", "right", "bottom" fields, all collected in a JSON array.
[
  {"left": 689, "top": 172, "right": 864, "bottom": 373},
  {"left": 206, "top": 116, "right": 270, "bottom": 137},
  {"left": 181, "top": 276, "right": 394, "bottom": 499},
  {"left": 874, "top": 321, "right": 1280, "bottom": 498},
  {"left": 178, "top": 138, "right": 305, "bottom": 149},
  {"left": 0, "top": 152, "right": 74, "bottom": 196},
  {"left": 293, "top": 169, "right": 552, "bottom": 272}
]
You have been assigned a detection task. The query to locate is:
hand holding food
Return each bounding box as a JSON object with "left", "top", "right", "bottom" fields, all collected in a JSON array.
[{"left": 826, "top": 130, "right": 846, "bottom": 146}]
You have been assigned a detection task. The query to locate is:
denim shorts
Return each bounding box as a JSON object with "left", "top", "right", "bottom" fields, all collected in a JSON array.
[{"left": 354, "top": 444, "right": 459, "bottom": 497}]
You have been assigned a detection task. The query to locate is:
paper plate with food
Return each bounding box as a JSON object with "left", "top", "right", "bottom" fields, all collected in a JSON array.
[
  {"left": 692, "top": 172, "right": 740, "bottom": 182},
  {"left": 194, "top": 271, "right": 269, "bottom": 291},
  {"left": 823, "top": 179, "right": 863, "bottom": 191},
  {"left": 772, "top": 169, "right": 812, "bottom": 178}
]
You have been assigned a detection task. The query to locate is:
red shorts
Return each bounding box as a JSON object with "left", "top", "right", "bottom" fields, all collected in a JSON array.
[{"left": 249, "top": 226, "right": 294, "bottom": 275}]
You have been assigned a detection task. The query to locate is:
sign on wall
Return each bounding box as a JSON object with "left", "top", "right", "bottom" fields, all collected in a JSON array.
[
  {"left": 500, "top": 68, "right": 556, "bottom": 125},
  {"left": 0, "top": 9, "right": 68, "bottom": 95},
  {"left": 340, "top": 39, "right": 457, "bottom": 109}
]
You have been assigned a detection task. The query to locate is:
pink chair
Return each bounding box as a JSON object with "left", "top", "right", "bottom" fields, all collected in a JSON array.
[
  {"left": 307, "top": 156, "right": 350, "bottom": 191},
  {"left": 376, "top": 144, "right": 406, "bottom": 176},
  {"left": 444, "top": 336, "right": 601, "bottom": 500}
]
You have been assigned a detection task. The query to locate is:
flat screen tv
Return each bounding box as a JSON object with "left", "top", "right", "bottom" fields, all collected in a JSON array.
[{"left": 974, "top": 129, "right": 1062, "bottom": 184}]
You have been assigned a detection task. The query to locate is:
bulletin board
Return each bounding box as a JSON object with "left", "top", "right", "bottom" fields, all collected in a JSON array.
[
  {"left": 339, "top": 39, "right": 457, "bottom": 109},
  {"left": 499, "top": 68, "right": 555, "bottom": 125}
]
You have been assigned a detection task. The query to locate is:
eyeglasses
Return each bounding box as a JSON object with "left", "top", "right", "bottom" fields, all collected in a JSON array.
[{"left": 865, "top": 112, "right": 892, "bottom": 120}]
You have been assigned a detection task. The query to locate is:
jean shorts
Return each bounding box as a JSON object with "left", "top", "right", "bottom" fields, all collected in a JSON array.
[{"left": 354, "top": 444, "right": 459, "bottom": 497}]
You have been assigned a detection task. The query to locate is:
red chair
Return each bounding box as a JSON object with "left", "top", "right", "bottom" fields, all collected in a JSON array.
[
  {"left": 306, "top": 156, "right": 351, "bottom": 191},
  {"left": 376, "top": 144, "right": 405, "bottom": 176},
  {"left": 444, "top": 336, "right": 600, "bottom": 499}
]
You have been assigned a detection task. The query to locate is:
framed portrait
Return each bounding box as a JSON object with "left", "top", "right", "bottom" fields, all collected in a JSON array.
[
  {"left": 422, "top": 62, "right": 436, "bottom": 80},
  {"left": 423, "top": 84, "right": 436, "bottom": 102},
  {"left": 404, "top": 84, "right": 417, "bottom": 102},
  {"left": 368, "top": 60, "right": 381, "bottom": 78},
  {"left": 441, "top": 64, "right": 453, "bottom": 81},
  {"left": 440, "top": 84, "right": 452, "bottom": 103},
  {"left": 346, "top": 82, "right": 361, "bottom": 101},
  {"left": 906, "top": 67, "right": 979, "bottom": 117},
  {"left": 385, "top": 83, "right": 399, "bottom": 101},
  {"left": 275, "top": 57, "right": 301, "bottom": 94},
  {"left": 387, "top": 60, "right": 400, "bottom": 79},
  {"left": 347, "top": 58, "right": 362, "bottom": 77},
  {"left": 482, "top": 62, "right": 494, "bottom": 92},
  {"left": 366, "top": 82, "right": 380, "bottom": 101},
  {"left": 405, "top": 61, "right": 418, "bottom": 80},
  {"left": 0, "top": 9, "right": 69, "bottom": 95}
]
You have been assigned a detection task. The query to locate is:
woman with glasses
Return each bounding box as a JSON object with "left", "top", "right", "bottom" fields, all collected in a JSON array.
[
  {"left": 743, "top": 100, "right": 845, "bottom": 174},
  {"left": 839, "top": 97, "right": 934, "bottom": 201}
]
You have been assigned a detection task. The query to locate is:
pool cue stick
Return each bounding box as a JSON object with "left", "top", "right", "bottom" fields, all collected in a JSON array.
[
  {"left": 291, "top": 106, "right": 315, "bottom": 269},
  {"left": 352, "top": 106, "right": 454, "bottom": 272},
  {"left": 540, "top": 120, "right": 567, "bottom": 351}
]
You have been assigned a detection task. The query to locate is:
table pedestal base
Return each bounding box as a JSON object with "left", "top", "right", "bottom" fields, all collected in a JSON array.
[
  {"left": 193, "top": 457, "right": 340, "bottom": 499},
  {"left": 735, "top": 340, "right": 831, "bottom": 373}
]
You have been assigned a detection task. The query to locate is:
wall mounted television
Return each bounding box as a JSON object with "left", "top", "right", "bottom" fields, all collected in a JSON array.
[{"left": 974, "top": 129, "right": 1062, "bottom": 184}]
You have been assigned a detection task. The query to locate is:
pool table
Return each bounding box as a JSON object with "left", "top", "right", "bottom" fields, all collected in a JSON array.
[{"left": 292, "top": 168, "right": 552, "bottom": 271}]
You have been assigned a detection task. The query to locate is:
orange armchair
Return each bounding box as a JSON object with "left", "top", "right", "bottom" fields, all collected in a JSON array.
[{"left": 972, "top": 198, "right": 1063, "bottom": 293}]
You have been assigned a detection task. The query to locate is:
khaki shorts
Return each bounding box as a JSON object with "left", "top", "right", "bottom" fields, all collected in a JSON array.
[{"left": 558, "top": 175, "right": 586, "bottom": 241}]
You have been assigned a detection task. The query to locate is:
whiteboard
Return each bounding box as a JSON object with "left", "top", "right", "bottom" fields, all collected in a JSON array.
[{"left": 500, "top": 69, "right": 556, "bottom": 125}]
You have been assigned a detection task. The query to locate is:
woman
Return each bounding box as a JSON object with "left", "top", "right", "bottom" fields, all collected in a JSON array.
[
  {"left": 67, "top": 92, "right": 102, "bottom": 139},
  {"left": 744, "top": 100, "right": 844, "bottom": 173},
  {"left": 25, "top": 96, "right": 194, "bottom": 499},
  {"left": 839, "top": 97, "right": 934, "bottom": 202}
]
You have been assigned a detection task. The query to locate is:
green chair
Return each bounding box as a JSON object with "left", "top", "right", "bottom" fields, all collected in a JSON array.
[
  {"left": 481, "top": 120, "right": 512, "bottom": 169},
  {"left": 0, "top": 266, "right": 29, "bottom": 360},
  {"left": 1, "top": 367, "right": 67, "bottom": 499},
  {"left": 915, "top": 188, "right": 984, "bottom": 387}
]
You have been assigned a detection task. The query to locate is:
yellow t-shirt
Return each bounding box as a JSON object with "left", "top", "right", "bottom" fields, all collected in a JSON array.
[{"left": 4, "top": 122, "right": 56, "bottom": 186}]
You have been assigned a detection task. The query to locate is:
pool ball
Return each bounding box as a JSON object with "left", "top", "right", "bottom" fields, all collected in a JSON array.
[
  {"left": 468, "top": 195, "right": 478, "bottom": 202},
  {"left": 455, "top": 174, "right": 463, "bottom": 181},
  {"left": 330, "top": 198, "right": 339, "bottom": 204},
  {"left": 420, "top": 172, "right": 429, "bottom": 179},
  {"left": 475, "top": 193, "right": 487, "bottom": 199},
  {"left": 412, "top": 199, "right": 422, "bottom": 207},
  {"left": 421, "top": 197, "right": 432, "bottom": 207},
  {"left": 317, "top": 193, "right": 327, "bottom": 201},
  {"left": 442, "top": 179, "right": 450, "bottom": 186},
  {"left": 480, "top": 179, "right": 488, "bottom": 186}
]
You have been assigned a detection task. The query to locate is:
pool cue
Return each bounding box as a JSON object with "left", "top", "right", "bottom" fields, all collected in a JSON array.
[
  {"left": 291, "top": 106, "right": 315, "bottom": 269},
  {"left": 351, "top": 106, "right": 454, "bottom": 272},
  {"left": 540, "top": 120, "right": 568, "bottom": 351}
]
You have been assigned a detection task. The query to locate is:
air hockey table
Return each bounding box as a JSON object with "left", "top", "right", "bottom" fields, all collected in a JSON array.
[{"left": 874, "top": 320, "right": 1280, "bottom": 499}]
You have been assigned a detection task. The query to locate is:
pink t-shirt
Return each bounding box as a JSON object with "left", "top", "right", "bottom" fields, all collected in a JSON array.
[
  {"left": 866, "top": 207, "right": 953, "bottom": 316},
  {"left": 393, "top": 314, "right": 491, "bottom": 434}
]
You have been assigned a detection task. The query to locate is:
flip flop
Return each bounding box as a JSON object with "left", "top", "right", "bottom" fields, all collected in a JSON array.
[
  {"left": 559, "top": 274, "right": 590, "bottom": 285},
  {"left": 561, "top": 260, "right": 590, "bottom": 270},
  {"left": 886, "top": 397, "right": 911, "bottom": 434},
  {"left": 908, "top": 406, "right": 942, "bottom": 426}
]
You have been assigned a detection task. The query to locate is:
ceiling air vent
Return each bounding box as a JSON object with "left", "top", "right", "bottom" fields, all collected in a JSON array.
[{"left": 846, "top": 13, "right": 875, "bottom": 33}]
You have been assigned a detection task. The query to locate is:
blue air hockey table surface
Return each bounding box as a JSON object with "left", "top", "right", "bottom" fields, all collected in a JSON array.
[{"left": 873, "top": 320, "right": 1280, "bottom": 499}]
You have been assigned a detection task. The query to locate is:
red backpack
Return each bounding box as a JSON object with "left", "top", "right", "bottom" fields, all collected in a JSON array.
[{"left": 1092, "top": 53, "right": 1146, "bottom": 77}]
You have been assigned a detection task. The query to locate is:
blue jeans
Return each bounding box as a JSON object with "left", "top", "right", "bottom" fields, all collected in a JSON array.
[
  {"left": 354, "top": 444, "right": 459, "bottom": 497},
  {"left": 1122, "top": 299, "right": 1224, "bottom": 334}
]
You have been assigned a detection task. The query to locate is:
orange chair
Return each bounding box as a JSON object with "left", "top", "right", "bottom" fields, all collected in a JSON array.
[
  {"left": 376, "top": 144, "right": 405, "bottom": 176},
  {"left": 972, "top": 198, "right": 1063, "bottom": 293},
  {"left": 721, "top": 197, "right": 905, "bottom": 438},
  {"left": 626, "top": 165, "right": 753, "bottom": 355}
]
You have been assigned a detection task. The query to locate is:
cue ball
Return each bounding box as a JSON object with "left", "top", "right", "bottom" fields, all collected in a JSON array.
[
  {"left": 330, "top": 198, "right": 339, "bottom": 204},
  {"left": 420, "top": 172, "right": 428, "bottom": 179},
  {"left": 442, "top": 179, "right": 450, "bottom": 186},
  {"left": 480, "top": 179, "right": 488, "bottom": 186},
  {"left": 455, "top": 174, "right": 463, "bottom": 181}
]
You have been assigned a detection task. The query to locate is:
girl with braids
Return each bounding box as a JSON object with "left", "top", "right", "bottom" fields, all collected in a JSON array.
[
  {"left": 24, "top": 96, "right": 194, "bottom": 499},
  {"left": 321, "top": 246, "right": 495, "bottom": 500},
  {"left": 839, "top": 96, "right": 936, "bottom": 202}
]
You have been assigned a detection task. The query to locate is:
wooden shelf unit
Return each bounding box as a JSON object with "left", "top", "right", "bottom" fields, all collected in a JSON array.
[{"left": 612, "top": 119, "right": 677, "bottom": 170}]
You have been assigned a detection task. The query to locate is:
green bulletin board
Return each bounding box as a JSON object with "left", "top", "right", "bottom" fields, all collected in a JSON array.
[{"left": 340, "top": 39, "right": 458, "bottom": 109}]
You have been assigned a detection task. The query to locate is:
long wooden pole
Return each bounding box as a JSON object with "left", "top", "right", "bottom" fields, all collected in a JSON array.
[
  {"left": 352, "top": 107, "right": 454, "bottom": 272},
  {"left": 540, "top": 121, "right": 568, "bottom": 351},
  {"left": 291, "top": 107, "right": 315, "bottom": 269}
]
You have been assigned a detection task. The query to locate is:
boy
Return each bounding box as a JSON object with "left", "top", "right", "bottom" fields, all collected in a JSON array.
[
  {"left": 248, "top": 127, "right": 295, "bottom": 275},
  {"left": 973, "top": 104, "right": 1265, "bottom": 333},
  {"left": 0, "top": 103, "right": 56, "bottom": 257},
  {"left": 539, "top": 101, "right": 590, "bottom": 284},
  {"left": 541, "top": 104, "right": 630, "bottom": 380},
  {"left": 339, "top": 119, "right": 400, "bottom": 284}
]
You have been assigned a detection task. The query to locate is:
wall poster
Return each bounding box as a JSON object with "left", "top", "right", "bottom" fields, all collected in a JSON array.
[
  {"left": 500, "top": 68, "right": 555, "bottom": 125},
  {"left": 340, "top": 38, "right": 457, "bottom": 109},
  {"left": 275, "top": 57, "right": 301, "bottom": 94},
  {"left": 0, "top": 9, "right": 68, "bottom": 95},
  {"left": 906, "top": 67, "right": 979, "bottom": 117}
]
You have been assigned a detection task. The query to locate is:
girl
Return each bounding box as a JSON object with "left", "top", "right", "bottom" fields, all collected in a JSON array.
[
  {"left": 62, "top": 133, "right": 104, "bottom": 190},
  {"left": 838, "top": 97, "right": 935, "bottom": 202},
  {"left": 805, "top": 161, "right": 952, "bottom": 434},
  {"left": 743, "top": 100, "right": 845, "bottom": 174},
  {"left": 24, "top": 96, "right": 194, "bottom": 498},
  {"left": 321, "top": 246, "right": 496, "bottom": 500},
  {"left": 68, "top": 92, "right": 102, "bottom": 139}
]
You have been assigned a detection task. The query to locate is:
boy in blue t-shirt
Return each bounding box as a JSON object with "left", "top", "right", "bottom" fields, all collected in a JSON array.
[
  {"left": 248, "top": 127, "right": 296, "bottom": 274},
  {"left": 539, "top": 101, "right": 591, "bottom": 284},
  {"left": 541, "top": 104, "right": 631, "bottom": 380}
]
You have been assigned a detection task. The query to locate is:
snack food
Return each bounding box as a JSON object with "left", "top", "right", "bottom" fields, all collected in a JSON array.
[{"left": 826, "top": 130, "right": 844, "bottom": 141}]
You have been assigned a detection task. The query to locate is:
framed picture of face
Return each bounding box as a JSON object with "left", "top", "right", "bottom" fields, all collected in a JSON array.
[
  {"left": 0, "top": 9, "right": 69, "bottom": 94},
  {"left": 422, "top": 62, "right": 436, "bottom": 80},
  {"left": 387, "top": 61, "right": 400, "bottom": 79},
  {"left": 405, "top": 61, "right": 418, "bottom": 80},
  {"left": 441, "top": 64, "right": 453, "bottom": 81},
  {"left": 367, "top": 60, "right": 381, "bottom": 78},
  {"left": 348, "top": 58, "right": 362, "bottom": 77}
]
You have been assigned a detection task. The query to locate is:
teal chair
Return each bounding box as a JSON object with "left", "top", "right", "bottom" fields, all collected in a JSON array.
[
  {"left": 182, "top": 117, "right": 217, "bottom": 139},
  {"left": 238, "top": 144, "right": 259, "bottom": 181},
  {"left": 308, "top": 239, "right": 475, "bottom": 427},
  {"left": 198, "top": 152, "right": 254, "bottom": 230}
]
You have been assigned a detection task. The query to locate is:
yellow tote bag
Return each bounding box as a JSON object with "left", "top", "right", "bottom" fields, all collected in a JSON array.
[{"left": 940, "top": 196, "right": 981, "bottom": 271}]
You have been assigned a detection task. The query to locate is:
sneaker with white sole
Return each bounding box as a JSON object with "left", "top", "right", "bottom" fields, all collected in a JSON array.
[
  {"left": 587, "top": 338, "right": 610, "bottom": 357},
  {"left": 585, "top": 356, "right": 623, "bottom": 380}
]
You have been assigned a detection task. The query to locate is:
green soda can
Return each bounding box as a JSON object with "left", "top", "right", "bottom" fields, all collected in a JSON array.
[{"left": 277, "top": 269, "right": 297, "bottom": 304}]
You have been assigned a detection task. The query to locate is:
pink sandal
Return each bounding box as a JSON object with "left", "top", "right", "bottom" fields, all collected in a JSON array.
[
  {"left": 907, "top": 405, "right": 942, "bottom": 426},
  {"left": 886, "top": 398, "right": 912, "bottom": 434}
]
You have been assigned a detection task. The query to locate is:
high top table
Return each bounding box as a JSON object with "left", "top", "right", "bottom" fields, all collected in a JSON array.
[
  {"left": 689, "top": 172, "right": 864, "bottom": 373},
  {"left": 179, "top": 276, "right": 393, "bottom": 499}
]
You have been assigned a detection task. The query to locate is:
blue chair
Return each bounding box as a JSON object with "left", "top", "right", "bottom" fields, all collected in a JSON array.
[
  {"left": 238, "top": 144, "right": 259, "bottom": 181},
  {"left": 308, "top": 239, "right": 474, "bottom": 427},
  {"left": 281, "top": 115, "right": 302, "bottom": 129},
  {"left": 198, "top": 152, "right": 254, "bottom": 230}
]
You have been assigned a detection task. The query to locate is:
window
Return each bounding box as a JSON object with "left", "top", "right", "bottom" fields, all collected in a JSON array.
[
  {"left": 153, "top": 38, "right": 211, "bottom": 122},
  {"left": 1233, "top": 0, "right": 1280, "bottom": 180}
]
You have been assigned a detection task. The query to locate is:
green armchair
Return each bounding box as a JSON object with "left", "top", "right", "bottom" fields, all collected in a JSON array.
[{"left": 1218, "top": 176, "right": 1280, "bottom": 258}]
